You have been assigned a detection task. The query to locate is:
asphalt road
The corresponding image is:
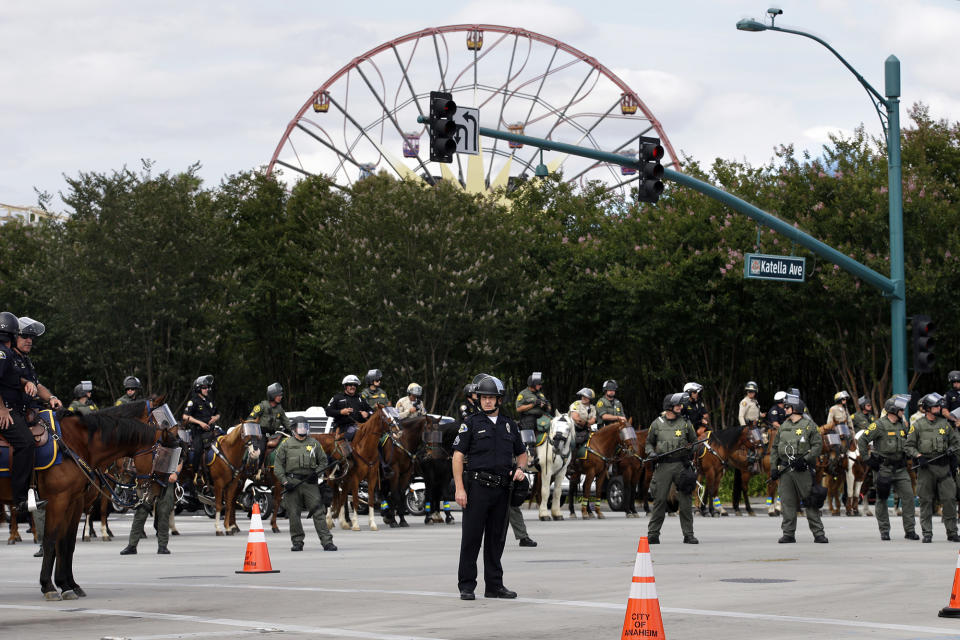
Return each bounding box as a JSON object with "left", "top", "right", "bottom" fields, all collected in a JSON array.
[{"left": 3, "top": 506, "right": 960, "bottom": 640}]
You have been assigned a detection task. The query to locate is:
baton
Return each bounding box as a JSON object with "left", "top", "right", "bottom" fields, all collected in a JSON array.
[{"left": 643, "top": 437, "right": 708, "bottom": 464}]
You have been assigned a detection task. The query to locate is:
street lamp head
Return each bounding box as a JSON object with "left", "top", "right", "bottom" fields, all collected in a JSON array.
[
  {"left": 736, "top": 18, "right": 768, "bottom": 32},
  {"left": 767, "top": 7, "right": 783, "bottom": 17}
]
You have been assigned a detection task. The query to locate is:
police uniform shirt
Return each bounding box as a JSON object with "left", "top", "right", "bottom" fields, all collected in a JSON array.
[
  {"left": 681, "top": 397, "right": 706, "bottom": 427},
  {"left": 766, "top": 404, "right": 787, "bottom": 428},
  {"left": 738, "top": 395, "right": 760, "bottom": 425},
  {"left": 645, "top": 415, "right": 697, "bottom": 457},
  {"left": 0, "top": 342, "right": 23, "bottom": 409},
  {"left": 327, "top": 392, "right": 373, "bottom": 428},
  {"left": 247, "top": 400, "right": 290, "bottom": 433},
  {"left": 569, "top": 400, "right": 596, "bottom": 427},
  {"left": 459, "top": 399, "right": 480, "bottom": 422},
  {"left": 858, "top": 415, "right": 907, "bottom": 462},
  {"left": 361, "top": 387, "right": 389, "bottom": 407},
  {"left": 596, "top": 396, "right": 625, "bottom": 424},
  {"left": 827, "top": 403, "right": 850, "bottom": 427},
  {"left": 11, "top": 350, "right": 38, "bottom": 409},
  {"left": 185, "top": 393, "right": 217, "bottom": 427},
  {"left": 395, "top": 396, "right": 425, "bottom": 419},
  {"left": 770, "top": 417, "right": 822, "bottom": 469},
  {"left": 945, "top": 390, "right": 960, "bottom": 413},
  {"left": 905, "top": 416, "right": 960, "bottom": 458},
  {"left": 453, "top": 413, "right": 524, "bottom": 476}
]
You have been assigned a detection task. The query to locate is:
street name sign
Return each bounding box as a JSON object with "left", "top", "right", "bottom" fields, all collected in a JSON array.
[
  {"left": 453, "top": 107, "right": 479, "bottom": 155},
  {"left": 744, "top": 253, "right": 806, "bottom": 283}
]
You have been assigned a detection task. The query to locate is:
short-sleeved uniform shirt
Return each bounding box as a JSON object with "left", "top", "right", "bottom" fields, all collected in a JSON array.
[
  {"left": 361, "top": 387, "right": 390, "bottom": 408},
  {"left": 185, "top": 393, "right": 218, "bottom": 428},
  {"left": 453, "top": 412, "right": 524, "bottom": 476},
  {"left": 596, "top": 396, "right": 625, "bottom": 425},
  {"left": 569, "top": 400, "right": 596, "bottom": 428},
  {"left": 246, "top": 400, "right": 290, "bottom": 434},
  {"left": 858, "top": 415, "right": 907, "bottom": 461},
  {"left": 0, "top": 343, "right": 23, "bottom": 410}
]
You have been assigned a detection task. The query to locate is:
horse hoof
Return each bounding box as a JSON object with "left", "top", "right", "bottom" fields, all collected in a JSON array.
[
  {"left": 81, "top": 536, "right": 90, "bottom": 542},
  {"left": 748, "top": 512, "right": 756, "bottom": 517},
  {"left": 388, "top": 522, "right": 399, "bottom": 529},
  {"left": 43, "top": 591, "right": 61, "bottom": 601},
  {"left": 170, "top": 530, "right": 180, "bottom": 535},
  {"left": 351, "top": 525, "right": 361, "bottom": 531},
  {"left": 74, "top": 587, "right": 87, "bottom": 598},
  {"left": 272, "top": 526, "right": 281, "bottom": 533},
  {"left": 7, "top": 538, "right": 17, "bottom": 545},
  {"left": 369, "top": 523, "right": 378, "bottom": 531},
  {"left": 552, "top": 514, "right": 564, "bottom": 521},
  {"left": 596, "top": 512, "right": 605, "bottom": 520},
  {"left": 539, "top": 515, "right": 551, "bottom": 521},
  {"left": 216, "top": 530, "right": 224, "bottom": 537},
  {"left": 734, "top": 511, "right": 743, "bottom": 517},
  {"left": 61, "top": 590, "right": 79, "bottom": 601},
  {"left": 341, "top": 522, "right": 351, "bottom": 530},
  {"left": 398, "top": 521, "right": 409, "bottom": 528}
]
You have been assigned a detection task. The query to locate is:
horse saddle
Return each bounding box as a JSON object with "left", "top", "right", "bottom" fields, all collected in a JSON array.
[{"left": 0, "top": 409, "right": 62, "bottom": 476}]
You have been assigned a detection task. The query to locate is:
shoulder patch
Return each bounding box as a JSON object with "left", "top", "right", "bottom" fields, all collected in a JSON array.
[
  {"left": 458, "top": 424, "right": 468, "bottom": 433},
  {"left": 597, "top": 400, "right": 604, "bottom": 408},
  {"left": 516, "top": 393, "right": 524, "bottom": 403},
  {"left": 187, "top": 400, "right": 194, "bottom": 408},
  {"left": 908, "top": 425, "right": 915, "bottom": 434},
  {"left": 252, "top": 405, "right": 261, "bottom": 413},
  {"left": 868, "top": 423, "right": 876, "bottom": 431},
  {"left": 0, "top": 351, "right": 5, "bottom": 359},
  {"left": 741, "top": 400, "right": 747, "bottom": 406}
]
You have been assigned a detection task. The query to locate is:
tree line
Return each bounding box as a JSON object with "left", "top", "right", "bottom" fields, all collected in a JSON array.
[{"left": 1, "top": 105, "right": 957, "bottom": 426}]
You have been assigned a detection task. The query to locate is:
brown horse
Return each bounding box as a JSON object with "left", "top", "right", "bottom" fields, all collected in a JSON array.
[
  {"left": 694, "top": 426, "right": 752, "bottom": 517},
  {"left": 727, "top": 426, "right": 766, "bottom": 516},
  {"left": 0, "top": 401, "right": 172, "bottom": 600},
  {"left": 380, "top": 414, "right": 433, "bottom": 528},
  {"left": 817, "top": 424, "right": 848, "bottom": 516},
  {"left": 760, "top": 424, "right": 781, "bottom": 516},
  {"left": 327, "top": 408, "right": 394, "bottom": 531},
  {"left": 566, "top": 421, "right": 625, "bottom": 520},
  {"left": 612, "top": 423, "right": 648, "bottom": 518},
  {"left": 313, "top": 431, "right": 356, "bottom": 529},
  {"left": 207, "top": 423, "right": 259, "bottom": 536}
]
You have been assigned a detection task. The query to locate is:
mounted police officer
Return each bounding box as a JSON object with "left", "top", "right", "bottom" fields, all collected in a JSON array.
[
  {"left": 681, "top": 382, "right": 708, "bottom": 436},
  {"left": 183, "top": 375, "right": 221, "bottom": 484},
  {"left": 396, "top": 383, "right": 426, "bottom": 419},
  {"left": 69, "top": 381, "right": 98, "bottom": 414},
  {"left": 569, "top": 388, "right": 597, "bottom": 448},
  {"left": 769, "top": 394, "right": 827, "bottom": 544},
  {"left": 275, "top": 416, "right": 337, "bottom": 552},
  {"left": 826, "top": 391, "right": 853, "bottom": 432},
  {"left": 859, "top": 395, "right": 918, "bottom": 541},
  {"left": 905, "top": 393, "right": 960, "bottom": 543},
  {"left": 596, "top": 380, "right": 625, "bottom": 426},
  {"left": 516, "top": 372, "right": 551, "bottom": 433},
  {"left": 360, "top": 369, "right": 390, "bottom": 408},
  {"left": 459, "top": 384, "right": 479, "bottom": 422},
  {"left": 766, "top": 391, "right": 787, "bottom": 431},
  {"left": 246, "top": 382, "right": 290, "bottom": 472},
  {"left": 327, "top": 375, "right": 372, "bottom": 442},
  {"left": 115, "top": 376, "right": 142, "bottom": 406},
  {"left": 0, "top": 312, "right": 39, "bottom": 515},
  {"left": 12, "top": 317, "right": 61, "bottom": 412},
  {"left": 646, "top": 392, "right": 699, "bottom": 545},
  {"left": 851, "top": 395, "right": 875, "bottom": 433},
  {"left": 453, "top": 374, "right": 527, "bottom": 600},
  {"left": 738, "top": 381, "right": 762, "bottom": 429},
  {"left": 945, "top": 371, "right": 960, "bottom": 422}
]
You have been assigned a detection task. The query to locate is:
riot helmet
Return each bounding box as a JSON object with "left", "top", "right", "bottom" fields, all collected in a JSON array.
[
  {"left": 857, "top": 395, "right": 871, "bottom": 410},
  {"left": 364, "top": 369, "right": 382, "bottom": 385},
  {"left": 0, "top": 311, "right": 19, "bottom": 342},
  {"left": 663, "top": 392, "right": 688, "bottom": 412},
  {"left": 683, "top": 382, "right": 703, "bottom": 395},
  {"left": 577, "top": 387, "right": 595, "bottom": 401},
  {"left": 527, "top": 372, "right": 543, "bottom": 388},
  {"left": 883, "top": 395, "right": 908, "bottom": 415},
  {"left": 602, "top": 379, "right": 618, "bottom": 392},
  {"left": 773, "top": 391, "right": 787, "bottom": 403},
  {"left": 342, "top": 374, "right": 361, "bottom": 387},
  {"left": 406, "top": 383, "right": 423, "bottom": 397},
  {"left": 194, "top": 374, "right": 214, "bottom": 391},
  {"left": 73, "top": 380, "right": 93, "bottom": 399},
  {"left": 919, "top": 392, "right": 944, "bottom": 412},
  {"left": 123, "top": 375, "right": 142, "bottom": 390},
  {"left": 472, "top": 373, "right": 491, "bottom": 386},
  {"left": 475, "top": 375, "right": 504, "bottom": 398},
  {"left": 267, "top": 382, "right": 283, "bottom": 400},
  {"left": 834, "top": 390, "right": 851, "bottom": 403},
  {"left": 463, "top": 383, "right": 477, "bottom": 397},
  {"left": 949, "top": 371, "right": 960, "bottom": 384},
  {"left": 17, "top": 316, "right": 45, "bottom": 338},
  {"left": 291, "top": 416, "right": 310, "bottom": 437},
  {"left": 784, "top": 394, "right": 805, "bottom": 414},
  {"left": 744, "top": 381, "right": 758, "bottom": 393}
]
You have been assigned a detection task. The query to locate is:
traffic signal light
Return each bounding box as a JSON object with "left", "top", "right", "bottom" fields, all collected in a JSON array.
[
  {"left": 637, "top": 135, "right": 664, "bottom": 203},
  {"left": 913, "top": 314, "right": 936, "bottom": 373},
  {"left": 428, "top": 91, "right": 457, "bottom": 163}
]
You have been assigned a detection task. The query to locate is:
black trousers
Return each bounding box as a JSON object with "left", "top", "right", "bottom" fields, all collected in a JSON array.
[
  {"left": 4, "top": 409, "right": 35, "bottom": 503},
  {"left": 457, "top": 478, "right": 509, "bottom": 593}
]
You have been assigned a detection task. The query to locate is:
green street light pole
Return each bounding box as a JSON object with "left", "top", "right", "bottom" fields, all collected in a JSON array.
[{"left": 737, "top": 13, "right": 907, "bottom": 394}]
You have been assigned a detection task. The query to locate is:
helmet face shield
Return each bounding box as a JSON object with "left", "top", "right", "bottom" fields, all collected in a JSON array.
[
  {"left": 151, "top": 404, "right": 178, "bottom": 430},
  {"left": 292, "top": 418, "right": 310, "bottom": 436}
]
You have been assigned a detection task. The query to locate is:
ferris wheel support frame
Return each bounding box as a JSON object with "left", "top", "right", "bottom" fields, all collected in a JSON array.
[{"left": 266, "top": 24, "right": 680, "bottom": 179}]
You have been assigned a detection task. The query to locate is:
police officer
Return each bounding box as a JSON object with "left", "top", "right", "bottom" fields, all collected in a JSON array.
[
  {"left": 0, "top": 312, "right": 38, "bottom": 515},
  {"left": 769, "top": 394, "right": 827, "bottom": 543},
  {"left": 646, "top": 393, "right": 699, "bottom": 544},
  {"left": 826, "top": 391, "right": 852, "bottom": 431},
  {"left": 69, "top": 381, "right": 98, "bottom": 414},
  {"left": 852, "top": 395, "right": 875, "bottom": 434},
  {"left": 858, "top": 395, "right": 918, "bottom": 541},
  {"left": 516, "top": 372, "right": 551, "bottom": 432},
  {"left": 396, "top": 383, "right": 427, "bottom": 419},
  {"left": 738, "top": 381, "right": 762, "bottom": 428},
  {"left": 275, "top": 416, "right": 337, "bottom": 552},
  {"left": 120, "top": 444, "right": 182, "bottom": 555},
  {"left": 766, "top": 391, "right": 787, "bottom": 431},
  {"left": 596, "top": 380, "right": 626, "bottom": 426},
  {"left": 183, "top": 375, "right": 220, "bottom": 483},
  {"left": 12, "top": 317, "right": 61, "bottom": 411},
  {"left": 360, "top": 369, "right": 390, "bottom": 408},
  {"left": 327, "top": 375, "right": 372, "bottom": 442},
  {"left": 115, "top": 376, "right": 142, "bottom": 405},
  {"left": 459, "top": 384, "right": 479, "bottom": 422},
  {"left": 569, "top": 388, "right": 597, "bottom": 448},
  {"left": 905, "top": 393, "right": 960, "bottom": 543},
  {"left": 247, "top": 382, "right": 291, "bottom": 471},
  {"left": 453, "top": 375, "right": 527, "bottom": 600},
  {"left": 945, "top": 371, "right": 960, "bottom": 421},
  {"left": 681, "top": 382, "right": 708, "bottom": 436}
]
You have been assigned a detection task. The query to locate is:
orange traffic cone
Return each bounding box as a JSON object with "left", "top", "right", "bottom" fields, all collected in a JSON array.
[
  {"left": 939, "top": 550, "right": 960, "bottom": 617},
  {"left": 235, "top": 503, "right": 279, "bottom": 574},
  {"left": 620, "top": 537, "right": 665, "bottom": 638}
]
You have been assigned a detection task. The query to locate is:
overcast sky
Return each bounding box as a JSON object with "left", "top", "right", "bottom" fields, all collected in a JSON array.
[{"left": 2, "top": 0, "right": 958, "bottom": 210}]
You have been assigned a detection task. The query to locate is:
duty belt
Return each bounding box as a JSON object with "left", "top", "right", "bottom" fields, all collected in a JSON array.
[{"left": 466, "top": 470, "right": 509, "bottom": 488}]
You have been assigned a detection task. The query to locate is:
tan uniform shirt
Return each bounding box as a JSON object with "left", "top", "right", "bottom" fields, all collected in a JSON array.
[
  {"left": 826, "top": 403, "right": 850, "bottom": 428},
  {"left": 738, "top": 395, "right": 760, "bottom": 425},
  {"left": 395, "top": 396, "right": 426, "bottom": 419},
  {"left": 569, "top": 400, "right": 596, "bottom": 427}
]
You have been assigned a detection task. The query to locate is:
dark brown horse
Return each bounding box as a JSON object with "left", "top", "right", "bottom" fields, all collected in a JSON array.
[
  {"left": 380, "top": 414, "right": 433, "bottom": 528},
  {"left": 327, "top": 408, "right": 394, "bottom": 531},
  {"left": 817, "top": 424, "right": 848, "bottom": 516},
  {"left": 615, "top": 424, "right": 650, "bottom": 518},
  {"left": 419, "top": 419, "right": 458, "bottom": 525},
  {"left": 760, "top": 424, "right": 781, "bottom": 516},
  {"left": 207, "top": 423, "right": 259, "bottom": 536},
  {"left": 566, "top": 421, "right": 625, "bottom": 520},
  {"left": 694, "top": 426, "right": 752, "bottom": 517},
  {"left": 727, "top": 426, "right": 766, "bottom": 516},
  {"left": 0, "top": 401, "right": 172, "bottom": 600}
]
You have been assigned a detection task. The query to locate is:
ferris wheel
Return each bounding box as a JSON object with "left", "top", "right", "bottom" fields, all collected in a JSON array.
[{"left": 267, "top": 24, "right": 679, "bottom": 197}]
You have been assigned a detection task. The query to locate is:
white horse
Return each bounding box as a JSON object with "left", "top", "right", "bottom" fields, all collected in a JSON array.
[{"left": 536, "top": 412, "right": 574, "bottom": 521}]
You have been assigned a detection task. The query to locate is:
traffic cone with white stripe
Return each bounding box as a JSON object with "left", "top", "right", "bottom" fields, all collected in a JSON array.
[
  {"left": 621, "top": 537, "right": 665, "bottom": 638},
  {"left": 235, "top": 503, "right": 279, "bottom": 574},
  {"left": 939, "top": 550, "right": 960, "bottom": 617}
]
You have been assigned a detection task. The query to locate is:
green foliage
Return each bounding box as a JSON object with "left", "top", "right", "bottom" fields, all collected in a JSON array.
[{"left": 4, "top": 105, "right": 959, "bottom": 425}]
